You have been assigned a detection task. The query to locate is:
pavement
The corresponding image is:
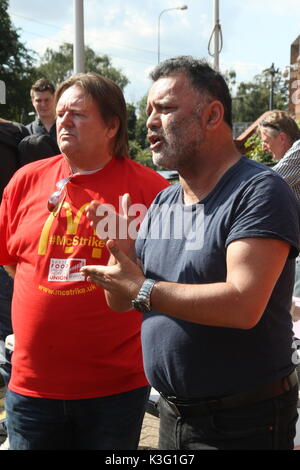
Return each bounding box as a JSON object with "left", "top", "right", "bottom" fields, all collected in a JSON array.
[
  {"left": 0, "top": 386, "right": 7, "bottom": 449},
  {"left": 138, "top": 412, "right": 159, "bottom": 450}
]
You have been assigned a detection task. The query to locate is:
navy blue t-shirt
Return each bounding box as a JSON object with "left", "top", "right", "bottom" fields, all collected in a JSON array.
[{"left": 136, "top": 157, "right": 300, "bottom": 398}]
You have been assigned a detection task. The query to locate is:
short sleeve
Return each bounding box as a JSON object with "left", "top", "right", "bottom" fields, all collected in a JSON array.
[
  {"left": 225, "top": 173, "right": 300, "bottom": 258},
  {"left": 0, "top": 189, "right": 17, "bottom": 265}
]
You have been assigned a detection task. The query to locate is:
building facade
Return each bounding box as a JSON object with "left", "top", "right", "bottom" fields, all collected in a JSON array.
[{"left": 288, "top": 35, "right": 300, "bottom": 121}]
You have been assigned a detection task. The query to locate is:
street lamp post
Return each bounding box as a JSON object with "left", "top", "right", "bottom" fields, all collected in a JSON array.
[
  {"left": 208, "top": 0, "right": 223, "bottom": 72},
  {"left": 268, "top": 63, "right": 279, "bottom": 110},
  {"left": 213, "top": 0, "right": 221, "bottom": 71},
  {"left": 74, "top": 0, "right": 85, "bottom": 74},
  {"left": 157, "top": 5, "right": 188, "bottom": 64}
]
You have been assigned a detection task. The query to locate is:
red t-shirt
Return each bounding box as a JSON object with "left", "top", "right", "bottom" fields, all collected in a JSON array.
[{"left": 0, "top": 154, "right": 169, "bottom": 399}]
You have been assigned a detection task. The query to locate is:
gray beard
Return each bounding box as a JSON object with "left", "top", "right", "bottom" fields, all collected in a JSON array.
[{"left": 152, "top": 136, "right": 204, "bottom": 171}]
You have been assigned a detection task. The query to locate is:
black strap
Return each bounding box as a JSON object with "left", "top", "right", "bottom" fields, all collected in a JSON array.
[{"left": 161, "top": 370, "right": 298, "bottom": 416}]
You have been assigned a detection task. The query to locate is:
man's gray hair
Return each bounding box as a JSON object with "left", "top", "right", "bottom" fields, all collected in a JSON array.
[{"left": 149, "top": 56, "right": 232, "bottom": 128}]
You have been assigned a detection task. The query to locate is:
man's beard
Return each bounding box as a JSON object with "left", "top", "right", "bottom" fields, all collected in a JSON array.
[{"left": 152, "top": 127, "right": 204, "bottom": 171}]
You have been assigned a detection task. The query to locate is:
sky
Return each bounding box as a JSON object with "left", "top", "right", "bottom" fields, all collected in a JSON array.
[{"left": 7, "top": 0, "right": 300, "bottom": 105}]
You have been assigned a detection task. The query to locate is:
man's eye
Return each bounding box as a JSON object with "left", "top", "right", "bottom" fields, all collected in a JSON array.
[{"left": 161, "top": 106, "right": 174, "bottom": 113}]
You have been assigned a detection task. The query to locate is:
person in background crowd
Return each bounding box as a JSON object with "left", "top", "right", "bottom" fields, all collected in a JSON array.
[
  {"left": 258, "top": 110, "right": 300, "bottom": 198},
  {"left": 258, "top": 111, "right": 300, "bottom": 323},
  {"left": 24, "top": 78, "right": 60, "bottom": 158},
  {"left": 27, "top": 78, "right": 57, "bottom": 141},
  {"left": 0, "top": 119, "right": 29, "bottom": 201}
]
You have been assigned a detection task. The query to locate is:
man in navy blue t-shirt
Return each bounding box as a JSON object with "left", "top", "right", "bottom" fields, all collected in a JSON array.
[{"left": 82, "top": 56, "right": 300, "bottom": 450}]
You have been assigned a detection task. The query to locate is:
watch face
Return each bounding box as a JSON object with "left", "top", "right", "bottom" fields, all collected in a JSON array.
[
  {"left": 132, "top": 299, "right": 150, "bottom": 313},
  {"left": 132, "top": 278, "right": 156, "bottom": 313}
]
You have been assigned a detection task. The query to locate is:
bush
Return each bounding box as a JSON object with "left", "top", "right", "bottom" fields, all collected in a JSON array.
[
  {"left": 128, "top": 140, "right": 142, "bottom": 160},
  {"left": 128, "top": 141, "right": 156, "bottom": 169},
  {"left": 244, "top": 133, "right": 274, "bottom": 165}
]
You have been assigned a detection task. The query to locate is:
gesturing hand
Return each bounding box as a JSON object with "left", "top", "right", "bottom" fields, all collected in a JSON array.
[
  {"left": 85, "top": 193, "right": 146, "bottom": 261},
  {"left": 85, "top": 193, "right": 131, "bottom": 237},
  {"left": 80, "top": 239, "right": 145, "bottom": 311}
]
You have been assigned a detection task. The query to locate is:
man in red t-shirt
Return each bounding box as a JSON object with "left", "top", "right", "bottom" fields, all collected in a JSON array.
[{"left": 0, "top": 73, "right": 168, "bottom": 450}]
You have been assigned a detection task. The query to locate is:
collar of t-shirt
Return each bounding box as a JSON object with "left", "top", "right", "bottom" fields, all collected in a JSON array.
[{"left": 73, "top": 168, "right": 103, "bottom": 176}]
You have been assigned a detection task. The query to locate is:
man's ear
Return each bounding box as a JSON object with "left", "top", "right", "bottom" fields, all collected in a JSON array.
[
  {"left": 278, "top": 131, "right": 289, "bottom": 145},
  {"left": 205, "top": 100, "right": 224, "bottom": 130},
  {"left": 107, "top": 116, "right": 120, "bottom": 139}
]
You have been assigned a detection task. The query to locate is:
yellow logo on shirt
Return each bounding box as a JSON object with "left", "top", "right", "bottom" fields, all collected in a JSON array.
[{"left": 38, "top": 202, "right": 104, "bottom": 258}]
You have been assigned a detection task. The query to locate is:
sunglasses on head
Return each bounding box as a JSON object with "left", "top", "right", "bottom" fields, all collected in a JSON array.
[
  {"left": 47, "top": 176, "right": 73, "bottom": 213},
  {"left": 259, "top": 120, "right": 281, "bottom": 132}
]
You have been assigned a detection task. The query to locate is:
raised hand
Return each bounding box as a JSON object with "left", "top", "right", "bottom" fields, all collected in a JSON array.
[
  {"left": 85, "top": 193, "right": 147, "bottom": 260},
  {"left": 80, "top": 239, "right": 145, "bottom": 311}
]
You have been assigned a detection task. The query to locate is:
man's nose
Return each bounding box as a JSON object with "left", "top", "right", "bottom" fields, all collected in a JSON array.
[
  {"left": 262, "top": 142, "right": 268, "bottom": 152},
  {"left": 146, "top": 111, "right": 161, "bottom": 130},
  {"left": 58, "top": 112, "right": 73, "bottom": 127}
]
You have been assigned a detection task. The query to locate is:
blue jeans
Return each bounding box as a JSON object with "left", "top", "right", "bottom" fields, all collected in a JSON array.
[
  {"left": 158, "top": 385, "right": 299, "bottom": 450},
  {"left": 0, "top": 266, "right": 13, "bottom": 386},
  {"left": 6, "top": 386, "right": 150, "bottom": 450}
]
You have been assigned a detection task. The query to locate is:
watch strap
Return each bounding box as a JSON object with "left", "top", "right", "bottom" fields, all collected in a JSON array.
[{"left": 132, "top": 278, "right": 157, "bottom": 313}]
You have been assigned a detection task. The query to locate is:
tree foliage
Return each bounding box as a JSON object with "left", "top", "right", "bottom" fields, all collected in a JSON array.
[
  {"left": 127, "top": 95, "right": 156, "bottom": 168},
  {"left": 232, "top": 68, "right": 289, "bottom": 123},
  {"left": 0, "top": 0, "right": 36, "bottom": 121},
  {"left": 126, "top": 103, "right": 137, "bottom": 141},
  {"left": 244, "top": 133, "right": 273, "bottom": 165},
  {"left": 0, "top": 0, "right": 152, "bottom": 166},
  {"left": 35, "top": 43, "right": 129, "bottom": 90},
  {"left": 135, "top": 95, "right": 148, "bottom": 149}
]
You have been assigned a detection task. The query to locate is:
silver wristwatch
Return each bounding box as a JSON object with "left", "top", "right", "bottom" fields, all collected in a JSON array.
[{"left": 132, "top": 279, "right": 157, "bottom": 313}]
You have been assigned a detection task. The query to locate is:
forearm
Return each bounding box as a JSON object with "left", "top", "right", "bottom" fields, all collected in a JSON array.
[
  {"left": 104, "top": 277, "right": 266, "bottom": 327},
  {"left": 82, "top": 238, "right": 288, "bottom": 325},
  {"left": 150, "top": 280, "right": 265, "bottom": 330}
]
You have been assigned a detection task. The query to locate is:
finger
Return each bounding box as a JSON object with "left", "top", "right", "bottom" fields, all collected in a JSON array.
[
  {"left": 83, "top": 274, "right": 97, "bottom": 284},
  {"left": 80, "top": 265, "right": 108, "bottom": 276},
  {"left": 121, "top": 193, "right": 132, "bottom": 220},
  {"left": 85, "top": 201, "right": 101, "bottom": 223},
  {"left": 87, "top": 202, "right": 118, "bottom": 237},
  {"left": 106, "top": 239, "right": 130, "bottom": 265},
  {"left": 80, "top": 266, "right": 110, "bottom": 285},
  {"left": 85, "top": 274, "right": 106, "bottom": 288},
  {"left": 85, "top": 200, "right": 100, "bottom": 214}
]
